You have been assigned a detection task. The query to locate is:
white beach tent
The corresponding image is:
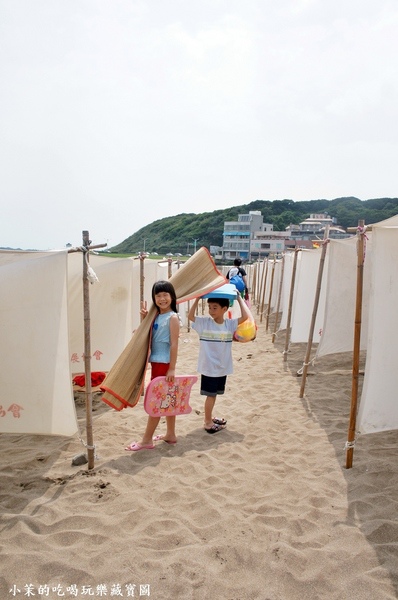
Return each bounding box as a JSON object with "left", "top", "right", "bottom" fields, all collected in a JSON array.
[
  {"left": 0, "top": 249, "right": 194, "bottom": 439},
  {"left": 68, "top": 254, "right": 171, "bottom": 376},
  {"left": 357, "top": 215, "right": 398, "bottom": 434},
  {"left": 315, "top": 234, "right": 371, "bottom": 359},
  {"left": 0, "top": 250, "right": 77, "bottom": 436},
  {"left": 68, "top": 253, "right": 137, "bottom": 375},
  {"left": 278, "top": 251, "right": 296, "bottom": 332},
  {"left": 278, "top": 248, "right": 329, "bottom": 344},
  {"left": 291, "top": 248, "right": 329, "bottom": 344}
]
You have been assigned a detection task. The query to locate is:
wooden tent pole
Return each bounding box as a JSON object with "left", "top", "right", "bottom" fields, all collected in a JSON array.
[
  {"left": 257, "top": 259, "right": 265, "bottom": 315},
  {"left": 139, "top": 254, "right": 145, "bottom": 322},
  {"left": 246, "top": 262, "right": 252, "bottom": 299},
  {"left": 82, "top": 230, "right": 95, "bottom": 470},
  {"left": 272, "top": 255, "right": 285, "bottom": 343},
  {"left": 265, "top": 257, "right": 276, "bottom": 331},
  {"left": 283, "top": 249, "right": 300, "bottom": 362},
  {"left": 299, "top": 229, "right": 330, "bottom": 398},
  {"left": 259, "top": 259, "right": 269, "bottom": 322},
  {"left": 346, "top": 220, "right": 366, "bottom": 469},
  {"left": 252, "top": 260, "right": 259, "bottom": 305}
]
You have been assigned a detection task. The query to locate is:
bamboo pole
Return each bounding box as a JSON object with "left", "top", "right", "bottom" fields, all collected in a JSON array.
[
  {"left": 272, "top": 255, "right": 285, "bottom": 343},
  {"left": 259, "top": 259, "right": 269, "bottom": 322},
  {"left": 299, "top": 228, "right": 330, "bottom": 398},
  {"left": 265, "top": 257, "right": 276, "bottom": 331},
  {"left": 283, "top": 249, "right": 300, "bottom": 362},
  {"left": 251, "top": 260, "right": 259, "bottom": 305},
  {"left": 256, "top": 259, "right": 265, "bottom": 315},
  {"left": 82, "top": 230, "right": 95, "bottom": 470},
  {"left": 346, "top": 220, "right": 366, "bottom": 469},
  {"left": 69, "top": 239, "right": 106, "bottom": 469},
  {"left": 139, "top": 254, "right": 145, "bottom": 322}
]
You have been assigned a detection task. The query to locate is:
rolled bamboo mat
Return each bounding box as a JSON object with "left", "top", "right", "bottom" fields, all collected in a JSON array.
[{"left": 101, "top": 247, "right": 226, "bottom": 410}]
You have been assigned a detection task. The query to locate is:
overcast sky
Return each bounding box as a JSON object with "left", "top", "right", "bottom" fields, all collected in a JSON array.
[{"left": 1, "top": 0, "right": 397, "bottom": 250}]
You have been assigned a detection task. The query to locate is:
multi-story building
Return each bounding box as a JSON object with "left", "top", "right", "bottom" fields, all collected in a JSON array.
[
  {"left": 286, "top": 213, "right": 349, "bottom": 241},
  {"left": 222, "top": 211, "right": 271, "bottom": 260},
  {"left": 223, "top": 212, "right": 351, "bottom": 260}
]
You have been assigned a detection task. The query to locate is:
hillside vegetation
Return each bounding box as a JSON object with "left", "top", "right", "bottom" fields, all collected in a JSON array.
[{"left": 110, "top": 197, "right": 398, "bottom": 255}]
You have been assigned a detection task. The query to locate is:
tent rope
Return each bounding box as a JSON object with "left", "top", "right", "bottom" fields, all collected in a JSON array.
[
  {"left": 344, "top": 439, "right": 356, "bottom": 449},
  {"left": 297, "top": 358, "right": 314, "bottom": 375},
  {"left": 357, "top": 224, "right": 369, "bottom": 262},
  {"left": 84, "top": 251, "right": 100, "bottom": 284},
  {"left": 79, "top": 436, "right": 99, "bottom": 458}
]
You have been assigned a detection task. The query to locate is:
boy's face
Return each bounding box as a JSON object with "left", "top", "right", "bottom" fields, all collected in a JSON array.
[{"left": 207, "top": 301, "right": 228, "bottom": 322}]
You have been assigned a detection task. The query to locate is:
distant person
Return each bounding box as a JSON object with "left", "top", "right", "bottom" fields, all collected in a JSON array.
[
  {"left": 227, "top": 258, "right": 249, "bottom": 300},
  {"left": 188, "top": 293, "right": 251, "bottom": 433},
  {"left": 125, "top": 280, "right": 180, "bottom": 451}
]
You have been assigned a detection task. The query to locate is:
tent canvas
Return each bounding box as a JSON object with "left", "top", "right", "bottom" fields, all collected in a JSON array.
[
  {"left": 289, "top": 248, "right": 329, "bottom": 344},
  {"left": 357, "top": 224, "right": 398, "bottom": 434},
  {"left": 0, "top": 251, "right": 78, "bottom": 436},
  {"left": 315, "top": 235, "right": 371, "bottom": 358},
  {"left": 68, "top": 254, "right": 137, "bottom": 374}
]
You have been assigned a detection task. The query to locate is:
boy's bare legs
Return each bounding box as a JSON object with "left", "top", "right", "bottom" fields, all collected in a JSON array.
[
  {"left": 204, "top": 395, "right": 227, "bottom": 432},
  {"left": 204, "top": 395, "right": 217, "bottom": 429}
]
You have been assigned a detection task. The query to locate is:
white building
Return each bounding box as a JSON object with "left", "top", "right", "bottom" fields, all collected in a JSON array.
[
  {"left": 222, "top": 211, "right": 271, "bottom": 260},
  {"left": 222, "top": 211, "right": 350, "bottom": 260}
]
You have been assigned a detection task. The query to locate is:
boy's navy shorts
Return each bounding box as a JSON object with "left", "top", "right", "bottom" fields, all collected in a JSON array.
[{"left": 200, "top": 375, "right": 227, "bottom": 397}]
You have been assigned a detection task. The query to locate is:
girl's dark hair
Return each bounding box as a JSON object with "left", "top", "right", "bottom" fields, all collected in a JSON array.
[{"left": 152, "top": 280, "right": 178, "bottom": 313}]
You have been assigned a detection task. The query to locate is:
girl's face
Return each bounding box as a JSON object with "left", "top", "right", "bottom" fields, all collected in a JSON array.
[{"left": 154, "top": 291, "right": 172, "bottom": 313}]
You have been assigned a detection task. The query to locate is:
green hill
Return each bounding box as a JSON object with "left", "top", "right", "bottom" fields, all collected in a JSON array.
[{"left": 110, "top": 197, "right": 398, "bottom": 255}]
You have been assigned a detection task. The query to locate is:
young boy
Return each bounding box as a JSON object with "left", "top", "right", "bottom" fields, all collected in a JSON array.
[{"left": 188, "top": 293, "right": 251, "bottom": 433}]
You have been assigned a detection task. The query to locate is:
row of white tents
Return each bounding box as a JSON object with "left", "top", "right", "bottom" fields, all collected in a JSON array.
[
  {"left": 251, "top": 214, "right": 398, "bottom": 448},
  {"left": 1, "top": 215, "right": 397, "bottom": 460},
  {"left": 0, "top": 249, "right": 191, "bottom": 437}
]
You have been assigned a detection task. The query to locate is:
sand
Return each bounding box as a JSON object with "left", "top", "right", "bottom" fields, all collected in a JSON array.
[{"left": 1, "top": 316, "right": 398, "bottom": 600}]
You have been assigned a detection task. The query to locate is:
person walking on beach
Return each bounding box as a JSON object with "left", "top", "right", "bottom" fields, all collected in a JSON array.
[
  {"left": 188, "top": 293, "right": 251, "bottom": 433},
  {"left": 227, "top": 257, "right": 249, "bottom": 300},
  {"left": 125, "top": 280, "right": 180, "bottom": 451}
]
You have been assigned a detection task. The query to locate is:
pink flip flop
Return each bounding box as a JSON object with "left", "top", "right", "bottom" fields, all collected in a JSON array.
[
  {"left": 153, "top": 435, "right": 177, "bottom": 445},
  {"left": 125, "top": 442, "right": 155, "bottom": 452}
]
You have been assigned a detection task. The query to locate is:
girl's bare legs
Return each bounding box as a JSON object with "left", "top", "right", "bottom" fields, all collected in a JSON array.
[
  {"left": 140, "top": 416, "right": 161, "bottom": 445},
  {"left": 162, "top": 415, "right": 177, "bottom": 443},
  {"left": 141, "top": 415, "right": 177, "bottom": 444}
]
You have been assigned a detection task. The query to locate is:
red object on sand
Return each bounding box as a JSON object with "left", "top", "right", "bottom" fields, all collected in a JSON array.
[{"left": 73, "top": 372, "right": 107, "bottom": 388}]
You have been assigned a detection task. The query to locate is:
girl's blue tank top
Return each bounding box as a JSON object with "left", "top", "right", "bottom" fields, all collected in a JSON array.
[{"left": 149, "top": 311, "right": 175, "bottom": 364}]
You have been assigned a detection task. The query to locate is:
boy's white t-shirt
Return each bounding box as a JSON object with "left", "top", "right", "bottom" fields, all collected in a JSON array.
[{"left": 191, "top": 316, "right": 238, "bottom": 377}]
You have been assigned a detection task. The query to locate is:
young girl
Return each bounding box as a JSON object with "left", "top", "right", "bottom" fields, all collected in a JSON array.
[{"left": 125, "top": 280, "right": 180, "bottom": 451}]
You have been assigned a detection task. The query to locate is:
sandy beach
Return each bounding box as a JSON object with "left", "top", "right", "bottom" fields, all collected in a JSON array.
[{"left": 1, "top": 315, "right": 397, "bottom": 600}]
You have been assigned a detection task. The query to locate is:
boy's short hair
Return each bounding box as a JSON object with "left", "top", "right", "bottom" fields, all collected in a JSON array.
[{"left": 207, "top": 297, "right": 230, "bottom": 309}]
